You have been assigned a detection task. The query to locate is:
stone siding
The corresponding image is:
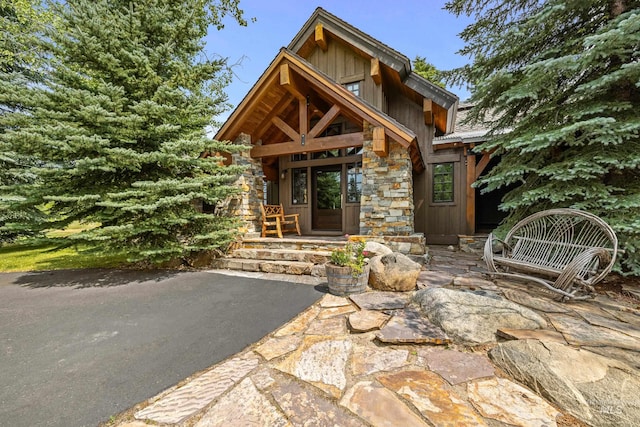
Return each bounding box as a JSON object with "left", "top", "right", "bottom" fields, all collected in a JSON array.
[
  {"left": 458, "top": 235, "right": 489, "bottom": 254},
  {"left": 359, "top": 123, "right": 414, "bottom": 236},
  {"left": 229, "top": 133, "right": 263, "bottom": 235},
  {"left": 349, "top": 234, "right": 426, "bottom": 255}
]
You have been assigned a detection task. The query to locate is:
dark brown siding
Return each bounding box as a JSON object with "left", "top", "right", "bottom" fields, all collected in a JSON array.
[
  {"left": 306, "top": 40, "right": 384, "bottom": 110},
  {"left": 386, "top": 91, "right": 466, "bottom": 244}
]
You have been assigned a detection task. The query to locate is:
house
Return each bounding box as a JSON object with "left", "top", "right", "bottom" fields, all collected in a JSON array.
[
  {"left": 432, "top": 102, "right": 510, "bottom": 247},
  {"left": 215, "top": 8, "right": 497, "bottom": 251}
]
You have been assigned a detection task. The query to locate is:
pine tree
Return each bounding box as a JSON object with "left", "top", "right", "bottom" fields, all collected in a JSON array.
[
  {"left": 5, "top": 0, "right": 250, "bottom": 263},
  {"left": 446, "top": 0, "right": 640, "bottom": 273},
  {"left": 0, "top": 0, "right": 51, "bottom": 242},
  {"left": 412, "top": 56, "right": 446, "bottom": 88}
]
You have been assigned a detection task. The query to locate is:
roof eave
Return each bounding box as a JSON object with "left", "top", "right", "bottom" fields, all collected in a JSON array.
[
  {"left": 214, "top": 48, "right": 288, "bottom": 142},
  {"left": 404, "top": 73, "right": 459, "bottom": 133}
]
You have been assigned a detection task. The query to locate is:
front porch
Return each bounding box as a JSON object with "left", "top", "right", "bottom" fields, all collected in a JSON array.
[
  {"left": 214, "top": 235, "right": 427, "bottom": 277},
  {"left": 216, "top": 49, "right": 429, "bottom": 243}
]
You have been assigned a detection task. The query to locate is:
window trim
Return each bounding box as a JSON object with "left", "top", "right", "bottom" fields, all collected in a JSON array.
[
  {"left": 431, "top": 162, "right": 455, "bottom": 204},
  {"left": 291, "top": 167, "right": 308, "bottom": 205},
  {"left": 344, "top": 81, "right": 361, "bottom": 97},
  {"left": 346, "top": 161, "right": 362, "bottom": 204}
]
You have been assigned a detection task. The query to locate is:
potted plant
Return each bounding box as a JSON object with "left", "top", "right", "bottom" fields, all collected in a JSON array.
[{"left": 325, "top": 239, "right": 370, "bottom": 296}]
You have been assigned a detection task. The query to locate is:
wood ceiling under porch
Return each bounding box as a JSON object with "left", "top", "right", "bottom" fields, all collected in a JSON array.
[{"left": 215, "top": 49, "right": 425, "bottom": 181}]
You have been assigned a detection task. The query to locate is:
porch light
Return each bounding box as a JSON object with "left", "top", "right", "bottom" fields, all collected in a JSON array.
[{"left": 281, "top": 169, "right": 288, "bottom": 180}]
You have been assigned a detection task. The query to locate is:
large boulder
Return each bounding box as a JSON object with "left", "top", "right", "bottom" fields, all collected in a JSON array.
[
  {"left": 490, "top": 339, "right": 640, "bottom": 427},
  {"left": 363, "top": 241, "right": 393, "bottom": 257},
  {"left": 368, "top": 253, "right": 421, "bottom": 292},
  {"left": 413, "top": 288, "right": 547, "bottom": 344}
]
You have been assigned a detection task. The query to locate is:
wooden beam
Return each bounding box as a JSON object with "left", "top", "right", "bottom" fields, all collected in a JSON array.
[
  {"left": 466, "top": 147, "right": 476, "bottom": 235},
  {"left": 251, "top": 132, "right": 363, "bottom": 158},
  {"left": 299, "top": 98, "right": 308, "bottom": 136},
  {"left": 253, "top": 93, "right": 294, "bottom": 142},
  {"left": 308, "top": 104, "right": 341, "bottom": 138},
  {"left": 271, "top": 116, "right": 299, "bottom": 142},
  {"left": 370, "top": 57, "right": 381, "bottom": 85},
  {"left": 287, "top": 59, "right": 413, "bottom": 148},
  {"left": 423, "top": 98, "right": 434, "bottom": 125},
  {"left": 315, "top": 23, "right": 327, "bottom": 51},
  {"left": 433, "top": 141, "right": 465, "bottom": 151},
  {"left": 280, "top": 63, "right": 290, "bottom": 86},
  {"left": 280, "top": 63, "right": 305, "bottom": 101},
  {"left": 217, "top": 70, "right": 279, "bottom": 141},
  {"left": 372, "top": 126, "right": 388, "bottom": 157},
  {"left": 475, "top": 151, "right": 492, "bottom": 181}
]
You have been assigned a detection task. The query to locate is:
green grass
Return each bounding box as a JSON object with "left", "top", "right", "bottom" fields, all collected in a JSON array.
[
  {"left": 0, "top": 221, "right": 130, "bottom": 272},
  {"left": 45, "top": 221, "right": 100, "bottom": 238},
  {"left": 0, "top": 242, "right": 130, "bottom": 272}
]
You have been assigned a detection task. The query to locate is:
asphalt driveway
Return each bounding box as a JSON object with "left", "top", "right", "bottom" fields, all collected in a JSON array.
[{"left": 0, "top": 269, "right": 323, "bottom": 427}]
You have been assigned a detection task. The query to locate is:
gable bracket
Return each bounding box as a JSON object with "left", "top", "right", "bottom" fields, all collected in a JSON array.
[
  {"left": 280, "top": 63, "right": 306, "bottom": 101},
  {"left": 423, "top": 98, "right": 433, "bottom": 125},
  {"left": 370, "top": 57, "right": 381, "bottom": 85},
  {"left": 372, "top": 126, "right": 388, "bottom": 157},
  {"left": 315, "top": 23, "right": 327, "bottom": 51}
]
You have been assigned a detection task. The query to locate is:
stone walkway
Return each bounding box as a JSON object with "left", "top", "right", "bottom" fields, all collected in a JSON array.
[{"left": 111, "top": 248, "right": 640, "bottom": 427}]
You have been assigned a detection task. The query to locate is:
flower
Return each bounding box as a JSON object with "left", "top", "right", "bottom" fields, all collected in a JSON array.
[{"left": 330, "top": 239, "right": 368, "bottom": 277}]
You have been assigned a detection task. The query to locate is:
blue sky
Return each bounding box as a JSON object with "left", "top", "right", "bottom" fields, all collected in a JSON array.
[{"left": 206, "top": 0, "right": 474, "bottom": 124}]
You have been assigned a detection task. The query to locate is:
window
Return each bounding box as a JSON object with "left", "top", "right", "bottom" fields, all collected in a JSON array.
[
  {"left": 291, "top": 153, "right": 307, "bottom": 162},
  {"left": 292, "top": 168, "right": 307, "bottom": 205},
  {"left": 433, "top": 163, "right": 454, "bottom": 203},
  {"left": 345, "top": 146, "right": 363, "bottom": 156},
  {"left": 345, "top": 81, "right": 360, "bottom": 97},
  {"left": 312, "top": 149, "right": 341, "bottom": 160},
  {"left": 347, "top": 161, "right": 362, "bottom": 203}
]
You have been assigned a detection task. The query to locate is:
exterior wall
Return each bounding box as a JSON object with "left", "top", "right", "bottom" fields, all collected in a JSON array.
[
  {"left": 386, "top": 90, "right": 466, "bottom": 244},
  {"left": 230, "top": 133, "right": 264, "bottom": 235},
  {"left": 306, "top": 40, "right": 384, "bottom": 111},
  {"left": 422, "top": 153, "right": 466, "bottom": 244},
  {"left": 279, "top": 147, "right": 362, "bottom": 235},
  {"left": 359, "top": 123, "right": 414, "bottom": 236}
]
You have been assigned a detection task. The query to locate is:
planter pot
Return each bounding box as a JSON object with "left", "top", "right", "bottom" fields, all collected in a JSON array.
[{"left": 325, "top": 263, "right": 369, "bottom": 296}]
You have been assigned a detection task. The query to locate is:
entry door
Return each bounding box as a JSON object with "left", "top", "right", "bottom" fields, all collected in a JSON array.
[{"left": 312, "top": 166, "right": 342, "bottom": 231}]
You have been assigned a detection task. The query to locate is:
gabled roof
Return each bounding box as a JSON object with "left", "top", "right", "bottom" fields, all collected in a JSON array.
[
  {"left": 288, "top": 7, "right": 412, "bottom": 79},
  {"left": 215, "top": 48, "right": 424, "bottom": 171},
  {"left": 287, "top": 7, "right": 458, "bottom": 133}
]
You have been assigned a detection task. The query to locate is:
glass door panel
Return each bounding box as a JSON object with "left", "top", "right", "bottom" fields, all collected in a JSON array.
[{"left": 312, "top": 166, "right": 342, "bottom": 231}]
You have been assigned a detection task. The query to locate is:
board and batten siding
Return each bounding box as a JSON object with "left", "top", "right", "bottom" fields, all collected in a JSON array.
[
  {"left": 306, "top": 40, "right": 384, "bottom": 111},
  {"left": 386, "top": 91, "right": 466, "bottom": 244}
]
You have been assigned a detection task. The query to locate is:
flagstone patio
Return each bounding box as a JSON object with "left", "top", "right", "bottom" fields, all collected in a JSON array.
[{"left": 115, "top": 246, "right": 640, "bottom": 427}]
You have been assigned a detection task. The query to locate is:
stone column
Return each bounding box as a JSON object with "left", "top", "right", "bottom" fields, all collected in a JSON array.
[
  {"left": 359, "top": 122, "right": 414, "bottom": 236},
  {"left": 230, "top": 133, "right": 264, "bottom": 236}
]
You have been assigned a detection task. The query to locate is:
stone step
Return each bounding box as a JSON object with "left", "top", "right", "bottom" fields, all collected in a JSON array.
[
  {"left": 213, "top": 258, "right": 320, "bottom": 276},
  {"left": 241, "top": 237, "right": 346, "bottom": 252},
  {"left": 231, "top": 248, "right": 332, "bottom": 264}
]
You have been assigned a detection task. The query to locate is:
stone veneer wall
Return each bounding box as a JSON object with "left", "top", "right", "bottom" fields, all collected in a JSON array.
[
  {"left": 228, "top": 133, "right": 264, "bottom": 235},
  {"left": 349, "top": 234, "right": 426, "bottom": 255},
  {"left": 359, "top": 123, "right": 415, "bottom": 236},
  {"left": 458, "top": 234, "right": 489, "bottom": 254}
]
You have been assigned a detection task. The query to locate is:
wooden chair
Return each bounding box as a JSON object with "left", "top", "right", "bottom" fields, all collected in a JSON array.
[
  {"left": 260, "top": 203, "right": 301, "bottom": 238},
  {"left": 484, "top": 208, "right": 618, "bottom": 301}
]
